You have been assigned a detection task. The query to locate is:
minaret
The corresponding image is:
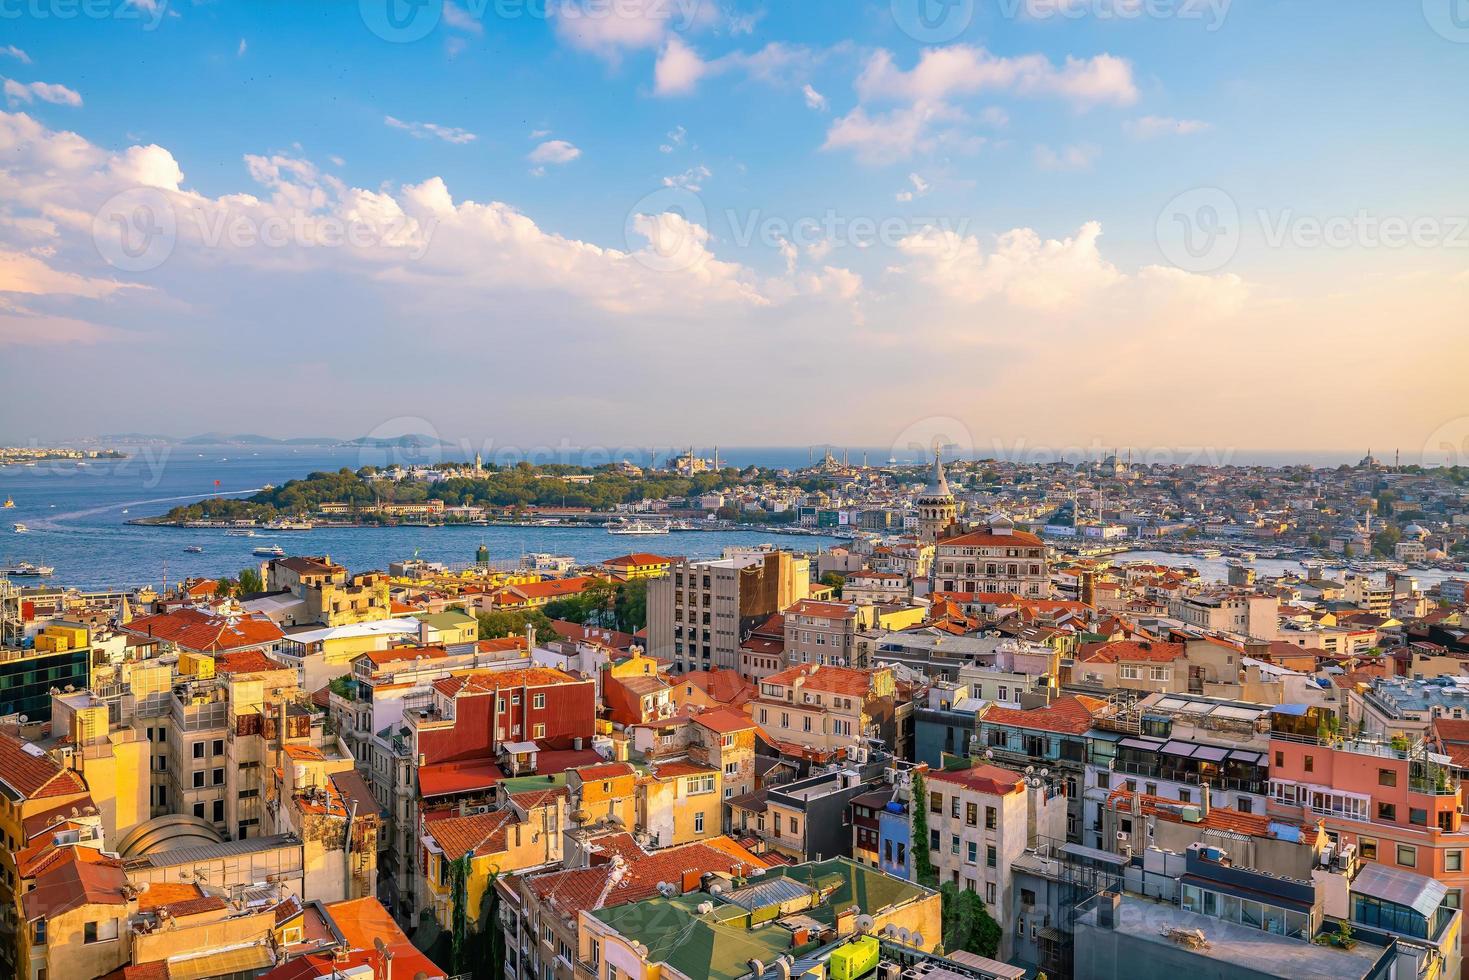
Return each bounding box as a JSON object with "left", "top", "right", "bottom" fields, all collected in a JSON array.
[{"left": 917, "top": 447, "right": 957, "bottom": 546}]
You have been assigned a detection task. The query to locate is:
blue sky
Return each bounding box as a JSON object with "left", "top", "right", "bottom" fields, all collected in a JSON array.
[{"left": 2, "top": 0, "right": 1467, "bottom": 459}]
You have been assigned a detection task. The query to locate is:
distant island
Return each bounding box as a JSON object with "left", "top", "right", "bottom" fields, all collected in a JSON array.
[
  {"left": 147, "top": 460, "right": 816, "bottom": 528},
  {"left": 91, "top": 431, "right": 458, "bottom": 450},
  {"left": 0, "top": 446, "right": 127, "bottom": 464}
]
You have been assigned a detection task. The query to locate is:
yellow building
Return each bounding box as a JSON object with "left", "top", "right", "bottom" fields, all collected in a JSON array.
[
  {"left": 636, "top": 760, "right": 722, "bottom": 847},
  {"left": 602, "top": 553, "right": 675, "bottom": 580},
  {"left": 568, "top": 761, "right": 639, "bottom": 829},
  {"left": 20, "top": 848, "right": 130, "bottom": 980},
  {"left": 49, "top": 692, "right": 149, "bottom": 843},
  {"left": 420, "top": 786, "right": 566, "bottom": 930}
]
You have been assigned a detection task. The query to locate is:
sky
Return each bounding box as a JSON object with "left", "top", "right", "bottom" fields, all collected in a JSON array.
[{"left": 0, "top": 0, "right": 1467, "bottom": 463}]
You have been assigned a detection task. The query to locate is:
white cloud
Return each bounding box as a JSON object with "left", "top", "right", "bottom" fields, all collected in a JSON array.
[
  {"left": 895, "top": 173, "right": 931, "bottom": 202},
  {"left": 237, "top": 38, "right": 247, "bottom": 57},
  {"left": 654, "top": 38, "right": 816, "bottom": 96},
  {"left": 443, "top": 1, "right": 484, "bottom": 35},
  {"left": 803, "top": 84, "right": 827, "bottom": 111},
  {"left": 661, "top": 165, "right": 710, "bottom": 191},
  {"left": 1034, "top": 143, "right": 1099, "bottom": 172},
  {"left": 3, "top": 79, "right": 83, "bottom": 107},
  {"left": 823, "top": 103, "right": 970, "bottom": 165},
  {"left": 109, "top": 144, "right": 185, "bottom": 191},
  {"left": 1125, "top": 115, "right": 1211, "bottom": 138},
  {"left": 0, "top": 248, "right": 142, "bottom": 299},
  {"left": 551, "top": 0, "right": 674, "bottom": 59},
  {"left": 659, "top": 125, "right": 687, "bottom": 153},
  {"left": 384, "top": 116, "right": 477, "bottom": 145},
  {"left": 528, "top": 139, "right": 581, "bottom": 164},
  {"left": 855, "top": 46, "right": 1138, "bottom": 109},
  {"left": 0, "top": 46, "right": 31, "bottom": 65}
]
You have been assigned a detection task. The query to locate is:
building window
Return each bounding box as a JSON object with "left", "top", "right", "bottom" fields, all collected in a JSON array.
[
  {"left": 966, "top": 802, "right": 978, "bottom": 826},
  {"left": 192, "top": 771, "right": 205, "bottom": 788},
  {"left": 1448, "top": 851, "right": 1463, "bottom": 872},
  {"left": 533, "top": 724, "right": 546, "bottom": 738},
  {"left": 966, "top": 841, "right": 977, "bottom": 864},
  {"left": 987, "top": 845, "right": 997, "bottom": 868},
  {"left": 193, "top": 742, "right": 205, "bottom": 759},
  {"left": 1359, "top": 838, "right": 1377, "bottom": 860},
  {"left": 1378, "top": 802, "right": 1397, "bottom": 822},
  {"left": 985, "top": 806, "right": 997, "bottom": 830},
  {"left": 193, "top": 802, "right": 205, "bottom": 819},
  {"left": 1397, "top": 844, "right": 1417, "bottom": 868},
  {"left": 32, "top": 918, "right": 45, "bottom": 945},
  {"left": 951, "top": 834, "right": 960, "bottom": 855},
  {"left": 213, "top": 799, "right": 224, "bottom": 822},
  {"left": 533, "top": 693, "right": 546, "bottom": 709},
  {"left": 694, "top": 812, "right": 705, "bottom": 834},
  {"left": 212, "top": 768, "right": 224, "bottom": 786},
  {"left": 1378, "top": 768, "right": 1397, "bottom": 787},
  {"left": 950, "top": 797, "right": 960, "bottom": 819},
  {"left": 1178, "top": 789, "right": 1191, "bottom": 804},
  {"left": 930, "top": 829, "right": 939, "bottom": 851},
  {"left": 1303, "top": 755, "right": 1314, "bottom": 773},
  {"left": 929, "top": 791, "right": 942, "bottom": 813},
  {"left": 83, "top": 919, "right": 118, "bottom": 943}
]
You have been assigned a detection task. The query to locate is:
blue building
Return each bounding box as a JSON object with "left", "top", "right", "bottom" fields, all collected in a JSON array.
[
  {"left": 914, "top": 681, "right": 984, "bottom": 769},
  {"left": 877, "top": 797, "right": 913, "bottom": 880}
]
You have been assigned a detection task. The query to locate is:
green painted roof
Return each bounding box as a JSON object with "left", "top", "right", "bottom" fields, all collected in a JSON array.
[
  {"left": 590, "top": 859, "right": 934, "bottom": 980},
  {"left": 421, "top": 610, "right": 477, "bottom": 628}
]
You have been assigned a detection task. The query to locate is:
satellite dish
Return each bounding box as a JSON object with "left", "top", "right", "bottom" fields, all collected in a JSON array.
[
  {"left": 897, "top": 927, "right": 911, "bottom": 943},
  {"left": 911, "top": 932, "right": 925, "bottom": 948},
  {"left": 855, "top": 914, "right": 875, "bottom": 932}
]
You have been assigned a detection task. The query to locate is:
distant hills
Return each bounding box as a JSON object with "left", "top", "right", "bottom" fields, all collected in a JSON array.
[{"left": 95, "top": 432, "right": 457, "bottom": 449}]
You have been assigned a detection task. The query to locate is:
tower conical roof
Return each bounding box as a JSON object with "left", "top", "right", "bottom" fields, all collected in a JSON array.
[{"left": 922, "top": 448, "right": 951, "bottom": 499}]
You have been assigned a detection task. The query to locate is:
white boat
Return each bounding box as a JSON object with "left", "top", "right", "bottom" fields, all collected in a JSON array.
[
  {"left": 1, "top": 561, "right": 53, "bottom": 576},
  {"left": 606, "top": 519, "right": 669, "bottom": 535},
  {"left": 184, "top": 545, "right": 204, "bottom": 553},
  {"left": 253, "top": 544, "right": 286, "bottom": 557},
  {"left": 12, "top": 523, "right": 28, "bottom": 533},
  {"left": 225, "top": 529, "right": 257, "bottom": 537}
]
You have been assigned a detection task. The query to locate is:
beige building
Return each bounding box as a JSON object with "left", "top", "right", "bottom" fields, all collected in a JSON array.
[
  {"left": 753, "top": 664, "right": 896, "bottom": 755},
  {"left": 931, "top": 517, "right": 1050, "bottom": 598},
  {"left": 646, "top": 551, "right": 809, "bottom": 673},
  {"left": 1169, "top": 589, "right": 1279, "bottom": 640},
  {"left": 924, "top": 763, "right": 1067, "bottom": 959}
]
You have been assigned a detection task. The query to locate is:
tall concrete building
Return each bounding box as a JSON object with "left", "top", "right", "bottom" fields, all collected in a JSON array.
[
  {"left": 932, "top": 516, "right": 1050, "bottom": 598},
  {"left": 647, "top": 551, "right": 809, "bottom": 673}
]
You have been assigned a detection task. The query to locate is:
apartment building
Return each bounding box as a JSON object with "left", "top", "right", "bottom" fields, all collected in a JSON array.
[
  {"left": 753, "top": 663, "right": 896, "bottom": 757},
  {"left": 931, "top": 517, "right": 1050, "bottom": 598},
  {"left": 646, "top": 551, "right": 809, "bottom": 673},
  {"left": 1267, "top": 703, "right": 1469, "bottom": 912},
  {"left": 923, "top": 763, "right": 1067, "bottom": 958},
  {"left": 262, "top": 555, "right": 393, "bottom": 627},
  {"left": 1169, "top": 589, "right": 1280, "bottom": 640}
]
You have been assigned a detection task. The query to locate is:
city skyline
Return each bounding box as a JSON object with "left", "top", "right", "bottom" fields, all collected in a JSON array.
[{"left": 1, "top": 1, "right": 1466, "bottom": 449}]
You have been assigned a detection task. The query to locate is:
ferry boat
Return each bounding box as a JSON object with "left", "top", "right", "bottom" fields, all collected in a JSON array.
[
  {"left": 225, "top": 529, "right": 257, "bottom": 537},
  {"left": 606, "top": 519, "right": 669, "bottom": 536},
  {"left": 253, "top": 544, "right": 286, "bottom": 557},
  {"left": 1, "top": 561, "right": 53, "bottom": 576},
  {"left": 1193, "top": 547, "right": 1222, "bottom": 558},
  {"left": 12, "top": 523, "right": 28, "bottom": 533},
  {"left": 184, "top": 545, "right": 204, "bottom": 553}
]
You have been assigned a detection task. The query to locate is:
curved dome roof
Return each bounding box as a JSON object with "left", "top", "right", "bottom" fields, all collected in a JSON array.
[{"left": 117, "top": 813, "right": 225, "bottom": 858}]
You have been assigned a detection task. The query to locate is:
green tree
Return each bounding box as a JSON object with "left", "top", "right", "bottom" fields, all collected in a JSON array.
[
  {"left": 939, "top": 881, "right": 1002, "bottom": 958},
  {"left": 819, "top": 572, "right": 846, "bottom": 598},
  {"left": 475, "top": 608, "right": 556, "bottom": 642},
  {"left": 237, "top": 567, "right": 264, "bottom": 595},
  {"left": 213, "top": 578, "right": 234, "bottom": 598},
  {"left": 614, "top": 579, "right": 649, "bottom": 633},
  {"left": 911, "top": 771, "right": 937, "bottom": 888}
]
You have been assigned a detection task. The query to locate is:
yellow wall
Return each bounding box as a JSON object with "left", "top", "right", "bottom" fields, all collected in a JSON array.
[{"left": 31, "top": 903, "right": 129, "bottom": 980}]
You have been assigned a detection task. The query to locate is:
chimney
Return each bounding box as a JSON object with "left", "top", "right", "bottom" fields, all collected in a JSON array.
[
  {"left": 1096, "top": 891, "right": 1122, "bottom": 930},
  {"left": 1200, "top": 782, "right": 1210, "bottom": 819}
]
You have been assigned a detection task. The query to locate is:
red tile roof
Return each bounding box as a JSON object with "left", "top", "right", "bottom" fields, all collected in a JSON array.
[
  {"left": 433, "top": 666, "right": 582, "bottom": 698},
  {"left": 123, "top": 607, "right": 284, "bottom": 652},
  {"left": 928, "top": 763, "right": 1025, "bottom": 796},
  {"left": 418, "top": 759, "right": 504, "bottom": 798},
  {"left": 676, "top": 669, "right": 756, "bottom": 707},
  {"left": 692, "top": 705, "right": 756, "bottom": 734},
  {"left": 982, "top": 695, "right": 1108, "bottom": 736},
  {"left": 214, "top": 649, "right": 289, "bottom": 674},
  {"left": 762, "top": 664, "right": 879, "bottom": 697},
  {"left": 938, "top": 527, "right": 1044, "bottom": 548},
  {"left": 22, "top": 846, "right": 128, "bottom": 921},
  {"left": 424, "top": 810, "right": 517, "bottom": 860},
  {"left": 1106, "top": 788, "right": 1278, "bottom": 838},
  {"left": 0, "top": 733, "right": 88, "bottom": 801},
  {"left": 1081, "top": 639, "right": 1186, "bottom": 664}
]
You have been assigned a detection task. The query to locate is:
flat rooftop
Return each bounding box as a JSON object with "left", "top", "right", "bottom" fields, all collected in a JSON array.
[{"left": 1076, "top": 895, "right": 1386, "bottom": 980}]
